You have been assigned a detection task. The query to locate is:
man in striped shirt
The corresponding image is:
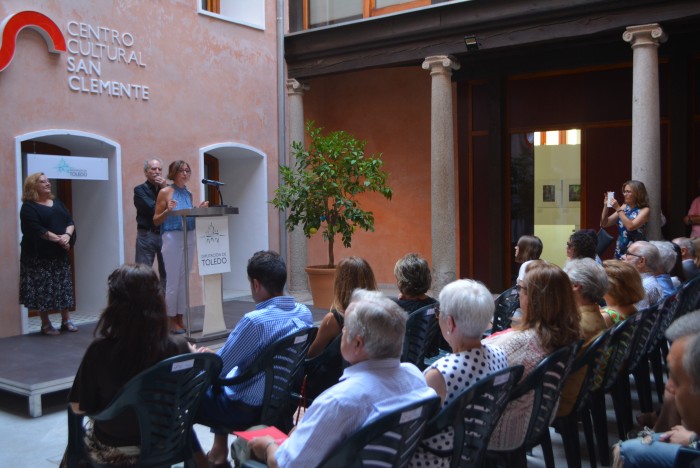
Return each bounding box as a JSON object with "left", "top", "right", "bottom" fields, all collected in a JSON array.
[{"left": 196, "top": 250, "right": 313, "bottom": 467}]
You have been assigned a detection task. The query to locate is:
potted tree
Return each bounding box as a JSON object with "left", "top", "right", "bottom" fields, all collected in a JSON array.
[{"left": 273, "top": 120, "right": 393, "bottom": 307}]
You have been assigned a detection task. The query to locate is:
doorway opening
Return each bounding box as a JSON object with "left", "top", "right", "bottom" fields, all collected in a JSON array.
[
  {"left": 510, "top": 129, "right": 581, "bottom": 278},
  {"left": 198, "top": 143, "right": 269, "bottom": 300},
  {"left": 16, "top": 130, "right": 124, "bottom": 333}
]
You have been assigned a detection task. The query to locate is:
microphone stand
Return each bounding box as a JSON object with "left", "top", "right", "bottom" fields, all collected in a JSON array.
[{"left": 215, "top": 185, "right": 226, "bottom": 207}]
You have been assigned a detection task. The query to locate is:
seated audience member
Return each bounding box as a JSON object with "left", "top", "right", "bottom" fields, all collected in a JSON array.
[
  {"left": 305, "top": 256, "right": 377, "bottom": 398},
  {"left": 670, "top": 241, "right": 687, "bottom": 288},
  {"left": 557, "top": 258, "right": 608, "bottom": 418},
  {"left": 392, "top": 253, "right": 437, "bottom": 312},
  {"left": 410, "top": 279, "right": 508, "bottom": 467},
  {"left": 68, "top": 264, "right": 192, "bottom": 465},
  {"left": 674, "top": 237, "right": 700, "bottom": 281},
  {"left": 600, "top": 260, "right": 646, "bottom": 328},
  {"left": 566, "top": 230, "right": 598, "bottom": 262},
  {"left": 623, "top": 241, "right": 664, "bottom": 309},
  {"left": 195, "top": 251, "right": 313, "bottom": 467},
  {"left": 650, "top": 240, "right": 680, "bottom": 296},
  {"left": 563, "top": 258, "right": 608, "bottom": 342},
  {"left": 248, "top": 289, "right": 436, "bottom": 468},
  {"left": 693, "top": 237, "right": 700, "bottom": 269},
  {"left": 483, "top": 261, "right": 581, "bottom": 451},
  {"left": 613, "top": 310, "right": 700, "bottom": 468},
  {"left": 514, "top": 235, "right": 543, "bottom": 283}
]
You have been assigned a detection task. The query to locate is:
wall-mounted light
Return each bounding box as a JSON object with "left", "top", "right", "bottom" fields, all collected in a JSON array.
[{"left": 464, "top": 35, "right": 480, "bottom": 51}]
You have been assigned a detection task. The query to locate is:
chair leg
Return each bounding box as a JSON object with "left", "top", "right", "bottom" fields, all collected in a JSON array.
[
  {"left": 581, "top": 409, "right": 597, "bottom": 468},
  {"left": 557, "top": 415, "right": 582, "bottom": 468},
  {"left": 649, "top": 348, "right": 665, "bottom": 404},
  {"left": 540, "top": 430, "right": 556, "bottom": 468},
  {"left": 590, "top": 394, "right": 611, "bottom": 466},
  {"left": 633, "top": 361, "right": 653, "bottom": 413}
]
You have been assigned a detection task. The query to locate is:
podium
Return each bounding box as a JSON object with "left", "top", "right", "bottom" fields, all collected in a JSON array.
[{"left": 165, "top": 206, "right": 239, "bottom": 342}]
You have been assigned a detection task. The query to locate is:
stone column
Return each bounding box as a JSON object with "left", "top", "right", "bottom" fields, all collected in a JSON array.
[
  {"left": 422, "top": 55, "right": 460, "bottom": 295},
  {"left": 623, "top": 24, "right": 667, "bottom": 240},
  {"left": 286, "top": 78, "right": 310, "bottom": 293}
]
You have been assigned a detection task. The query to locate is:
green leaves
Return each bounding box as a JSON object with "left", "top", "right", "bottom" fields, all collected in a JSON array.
[{"left": 272, "top": 120, "right": 393, "bottom": 267}]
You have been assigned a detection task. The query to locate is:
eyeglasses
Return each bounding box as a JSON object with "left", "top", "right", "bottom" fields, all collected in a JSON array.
[
  {"left": 624, "top": 252, "right": 644, "bottom": 260},
  {"left": 515, "top": 283, "right": 528, "bottom": 293},
  {"left": 178, "top": 168, "right": 191, "bottom": 174}
]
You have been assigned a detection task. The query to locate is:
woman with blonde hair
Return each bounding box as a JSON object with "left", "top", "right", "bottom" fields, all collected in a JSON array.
[
  {"left": 600, "top": 259, "right": 646, "bottom": 327},
  {"left": 19, "top": 172, "right": 77, "bottom": 335},
  {"left": 483, "top": 260, "right": 581, "bottom": 451}
]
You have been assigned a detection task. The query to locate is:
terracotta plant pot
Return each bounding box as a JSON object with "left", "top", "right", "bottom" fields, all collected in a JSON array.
[{"left": 305, "top": 265, "right": 337, "bottom": 309}]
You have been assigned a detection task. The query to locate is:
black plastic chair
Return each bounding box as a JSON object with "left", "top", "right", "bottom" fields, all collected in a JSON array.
[
  {"left": 624, "top": 304, "right": 661, "bottom": 414},
  {"left": 419, "top": 365, "right": 524, "bottom": 468},
  {"left": 243, "top": 395, "right": 441, "bottom": 468},
  {"left": 486, "top": 341, "right": 580, "bottom": 468},
  {"left": 65, "top": 352, "right": 223, "bottom": 468},
  {"left": 489, "top": 286, "right": 520, "bottom": 335},
  {"left": 541, "top": 329, "right": 613, "bottom": 468},
  {"left": 588, "top": 317, "right": 637, "bottom": 465},
  {"left": 401, "top": 303, "right": 440, "bottom": 370},
  {"left": 645, "top": 291, "right": 682, "bottom": 404},
  {"left": 207, "top": 327, "right": 317, "bottom": 434},
  {"left": 675, "top": 446, "right": 700, "bottom": 466},
  {"left": 301, "top": 332, "right": 346, "bottom": 401}
]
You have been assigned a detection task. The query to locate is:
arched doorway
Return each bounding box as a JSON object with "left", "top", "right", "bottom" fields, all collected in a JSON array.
[
  {"left": 199, "top": 143, "right": 268, "bottom": 299},
  {"left": 15, "top": 130, "right": 124, "bottom": 332}
]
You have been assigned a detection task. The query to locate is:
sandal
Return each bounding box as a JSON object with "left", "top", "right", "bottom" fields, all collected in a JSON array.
[
  {"left": 60, "top": 320, "right": 78, "bottom": 332},
  {"left": 41, "top": 324, "right": 60, "bottom": 336}
]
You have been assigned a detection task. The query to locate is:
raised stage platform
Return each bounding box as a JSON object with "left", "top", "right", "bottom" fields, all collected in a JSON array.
[{"left": 0, "top": 300, "right": 328, "bottom": 417}]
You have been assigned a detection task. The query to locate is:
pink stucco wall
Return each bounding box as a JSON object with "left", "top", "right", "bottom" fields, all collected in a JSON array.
[
  {"left": 303, "top": 67, "right": 434, "bottom": 284},
  {"left": 0, "top": 1, "right": 280, "bottom": 336}
]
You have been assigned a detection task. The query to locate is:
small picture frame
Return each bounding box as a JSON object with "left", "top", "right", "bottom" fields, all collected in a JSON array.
[
  {"left": 566, "top": 179, "right": 581, "bottom": 208},
  {"left": 536, "top": 179, "right": 562, "bottom": 208}
]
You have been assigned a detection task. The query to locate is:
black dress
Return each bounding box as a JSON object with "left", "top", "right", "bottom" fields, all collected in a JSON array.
[{"left": 19, "top": 200, "right": 75, "bottom": 311}]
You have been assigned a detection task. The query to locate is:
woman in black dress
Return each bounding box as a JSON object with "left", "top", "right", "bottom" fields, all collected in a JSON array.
[{"left": 19, "top": 173, "right": 77, "bottom": 336}]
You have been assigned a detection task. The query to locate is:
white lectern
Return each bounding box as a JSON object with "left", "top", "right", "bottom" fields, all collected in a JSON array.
[{"left": 165, "top": 206, "right": 239, "bottom": 342}]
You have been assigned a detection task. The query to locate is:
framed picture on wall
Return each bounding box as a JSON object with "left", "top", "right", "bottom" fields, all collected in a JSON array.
[
  {"left": 536, "top": 179, "right": 562, "bottom": 208},
  {"left": 566, "top": 179, "right": 581, "bottom": 208}
]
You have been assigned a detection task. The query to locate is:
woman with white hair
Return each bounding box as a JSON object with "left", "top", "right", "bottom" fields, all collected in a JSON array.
[
  {"left": 410, "top": 279, "right": 508, "bottom": 468},
  {"left": 563, "top": 257, "right": 608, "bottom": 342}
]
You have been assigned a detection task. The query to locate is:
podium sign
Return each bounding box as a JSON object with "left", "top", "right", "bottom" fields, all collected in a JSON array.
[{"left": 196, "top": 217, "right": 231, "bottom": 275}]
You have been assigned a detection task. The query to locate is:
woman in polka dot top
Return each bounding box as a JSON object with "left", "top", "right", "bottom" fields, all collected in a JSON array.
[{"left": 410, "top": 279, "right": 508, "bottom": 468}]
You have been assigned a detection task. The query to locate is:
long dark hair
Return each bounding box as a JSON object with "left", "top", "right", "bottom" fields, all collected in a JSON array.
[{"left": 94, "top": 264, "right": 171, "bottom": 380}]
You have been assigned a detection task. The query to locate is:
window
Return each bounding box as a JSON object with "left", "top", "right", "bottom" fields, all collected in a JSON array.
[
  {"left": 304, "top": 0, "right": 430, "bottom": 29},
  {"left": 199, "top": 0, "right": 265, "bottom": 30}
]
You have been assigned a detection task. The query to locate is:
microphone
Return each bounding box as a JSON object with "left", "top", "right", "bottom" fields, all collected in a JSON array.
[{"left": 202, "top": 178, "right": 225, "bottom": 186}]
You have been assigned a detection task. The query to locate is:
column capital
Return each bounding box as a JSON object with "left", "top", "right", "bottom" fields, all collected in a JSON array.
[
  {"left": 623, "top": 23, "right": 667, "bottom": 48},
  {"left": 286, "top": 78, "right": 309, "bottom": 96},
  {"left": 422, "top": 55, "right": 460, "bottom": 76}
]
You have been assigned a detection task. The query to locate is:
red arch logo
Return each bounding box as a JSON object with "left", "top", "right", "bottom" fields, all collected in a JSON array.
[{"left": 0, "top": 11, "right": 66, "bottom": 72}]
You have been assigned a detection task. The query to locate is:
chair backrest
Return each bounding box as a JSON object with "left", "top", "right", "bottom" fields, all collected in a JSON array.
[
  {"left": 318, "top": 395, "right": 441, "bottom": 468},
  {"left": 513, "top": 341, "right": 580, "bottom": 451},
  {"left": 67, "top": 352, "right": 223, "bottom": 468},
  {"left": 422, "top": 365, "right": 525, "bottom": 468},
  {"left": 303, "top": 332, "right": 347, "bottom": 400},
  {"left": 624, "top": 304, "right": 660, "bottom": 374},
  {"left": 645, "top": 291, "right": 682, "bottom": 356},
  {"left": 566, "top": 328, "right": 613, "bottom": 415},
  {"left": 678, "top": 275, "right": 700, "bottom": 318},
  {"left": 490, "top": 286, "right": 519, "bottom": 334},
  {"left": 401, "top": 303, "right": 440, "bottom": 370},
  {"left": 219, "top": 327, "right": 317, "bottom": 432},
  {"left": 601, "top": 318, "right": 637, "bottom": 392}
]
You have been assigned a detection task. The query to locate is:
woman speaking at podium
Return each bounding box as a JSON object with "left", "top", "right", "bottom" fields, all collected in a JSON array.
[{"left": 153, "top": 160, "right": 208, "bottom": 334}]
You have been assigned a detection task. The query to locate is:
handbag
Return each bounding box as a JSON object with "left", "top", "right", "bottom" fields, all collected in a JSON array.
[{"left": 596, "top": 228, "right": 615, "bottom": 256}]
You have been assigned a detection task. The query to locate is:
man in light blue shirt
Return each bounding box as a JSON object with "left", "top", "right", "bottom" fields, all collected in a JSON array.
[
  {"left": 196, "top": 250, "right": 313, "bottom": 467},
  {"left": 249, "top": 289, "right": 435, "bottom": 468}
]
